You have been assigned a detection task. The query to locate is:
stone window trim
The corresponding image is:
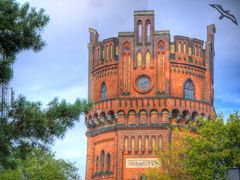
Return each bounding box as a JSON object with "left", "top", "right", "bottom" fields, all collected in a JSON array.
[
  {"left": 100, "top": 82, "right": 107, "bottom": 100},
  {"left": 145, "top": 19, "right": 151, "bottom": 45},
  {"left": 100, "top": 150, "right": 105, "bottom": 172},
  {"left": 183, "top": 79, "right": 195, "bottom": 100},
  {"left": 137, "top": 20, "right": 143, "bottom": 44},
  {"left": 133, "top": 74, "right": 153, "bottom": 94}
]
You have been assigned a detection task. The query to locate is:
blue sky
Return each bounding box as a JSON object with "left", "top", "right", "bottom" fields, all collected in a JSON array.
[{"left": 13, "top": 0, "right": 240, "bottom": 178}]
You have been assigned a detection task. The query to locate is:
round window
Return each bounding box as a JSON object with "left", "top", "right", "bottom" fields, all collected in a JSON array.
[{"left": 137, "top": 75, "right": 151, "bottom": 91}]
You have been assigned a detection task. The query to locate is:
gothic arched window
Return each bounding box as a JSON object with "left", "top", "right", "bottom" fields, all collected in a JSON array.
[
  {"left": 137, "top": 51, "right": 142, "bottom": 67},
  {"left": 124, "top": 136, "right": 128, "bottom": 151},
  {"left": 100, "top": 82, "right": 107, "bottom": 100},
  {"left": 138, "top": 136, "right": 142, "bottom": 151},
  {"left": 159, "top": 135, "right": 163, "bottom": 149},
  {"left": 106, "top": 153, "right": 111, "bottom": 171},
  {"left": 145, "top": 136, "right": 149, "bottom": 151},
  {"left": 183, "top": 43, "right": 187, "bottom": 54},
  {"left": 145, "top": 51, "right": 150, "bottom": 66},
  {"left": 184, "top": 80, "right": 194, "bottom": 99},
  {"left": 152, "top": 136, "right": 156, "bottom": 150},
  {"left": 96, "top": 156, "right": 99, "bottom": 172},
  {"left": 146, "top": 21, "right": 151, "bottom": 43},
  {"left": 137, "top": 21, "right": 142, "bottom": 44},
  {"left": 178, "top": 42, "right": 181, "bottom": 53},
  {"left": 100, "top": 150, "right": 105, "bottom": 172},
  {"left": 131, "top": 136, "right": 135, "bottom": 151}
]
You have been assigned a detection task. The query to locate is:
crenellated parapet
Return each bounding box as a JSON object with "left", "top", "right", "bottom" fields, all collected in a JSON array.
[
  {"left": 85, "top": 96, "right": 214, "bottom": 134},
  {"left": 85, "top": 10, "right": 216, "bottom": 180}
]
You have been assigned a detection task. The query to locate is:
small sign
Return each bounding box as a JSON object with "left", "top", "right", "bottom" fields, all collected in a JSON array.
[{"left": 126, "top": 158, "right": 159, "bottom": 168}]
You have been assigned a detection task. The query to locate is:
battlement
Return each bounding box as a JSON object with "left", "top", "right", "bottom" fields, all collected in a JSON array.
[{"left": 85, "top": 10, "right": 216, "bottom": 180}]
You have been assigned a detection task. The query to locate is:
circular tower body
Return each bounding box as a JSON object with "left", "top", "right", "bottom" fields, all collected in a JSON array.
[{"left": 85, "top": 10, "right": 216, "bottom": 180}]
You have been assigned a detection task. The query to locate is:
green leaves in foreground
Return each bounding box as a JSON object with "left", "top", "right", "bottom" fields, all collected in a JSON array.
[
  {"left": 146, "top": 112, "right": 240, "bottom": 180},
  {"left": 0, "top": 95, "right": 92, "bottom": 170},
  {"left": 0, "top": 148, "right": 81, "bottom": 180}
]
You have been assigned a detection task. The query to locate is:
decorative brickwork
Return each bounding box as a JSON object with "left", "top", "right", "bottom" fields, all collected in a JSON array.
[{"left": 85, "top": 10, "right": 216, "bottom": 180}]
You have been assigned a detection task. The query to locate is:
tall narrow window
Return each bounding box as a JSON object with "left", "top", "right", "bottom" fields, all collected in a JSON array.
[
  {"left": 106, "top": 45, "right": 108, "bottom": 60},
  {"left": 199, "top": 46, "right": 201, "bottom": 57},
  {"left": 184, "top": 80, "right": 194, "bottom": 99},
  {"left": 137, "top": 51, "right": 142, "bottom": 67},
  {"left": 115, "top": 46, "right": 118, "bottom": 56},
  {"left": 178, "top": 42, "right": 181, "bottom": 53},
  {"left": 138, "top": 21, "right": 142, "bottom": 44},
  {"left": 152, "top": 136, "right": 156, "bottom": 149},
  {"left": 102, "top": 49, "right": 105, "bottom": 63},
  {"left": 100, "top": 82, "right": 107, "bottom": 100},
  {"left": 146, "top": 21, "right": 151, "bottom": 44},
  {"left": 109, "top": 44, "right": 112, "bottom": 60},
  {"left": 124, "top": 136, "right": 128, "bottom": 151},
  {"left": 138, "top": 136, "right": 142, "bottom": 151},
  {"left": 100, "top": 150, "right": 105, "bottom": 172},
  {"left": 183, "top": 43, "right": 186, "bottom": 54},
  {"left": 106, "top": 153, "right": 111, "bottom": 171},
  {"left": 195, "top": 45, "right": 198, "bottom": 56},
  {"left": 96, "top": 156, "right": 99, "bottom": 172},
  {"left": 146, "top": 51, "right": 150, "bottom": 66},
  {"left": 97, "top": 48, "right": 100, "bottom": 65},
  {"left": 159, "top": 136, "right": 163, "bottom": 149},
  {"left": 131, "top": 137, "right": 135, "bottom": 151},
  {"left": 145, "top": 136, "right": 149, "bottom": 151}
]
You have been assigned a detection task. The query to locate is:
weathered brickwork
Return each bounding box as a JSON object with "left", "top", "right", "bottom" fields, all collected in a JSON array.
[{"left": 85, "top": 10, "right": 216, "bottom": 180}]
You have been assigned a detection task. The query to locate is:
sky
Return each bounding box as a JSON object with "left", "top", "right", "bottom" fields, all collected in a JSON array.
[{"left": 13, "top": 0, "right": 240, "bottom": 178}]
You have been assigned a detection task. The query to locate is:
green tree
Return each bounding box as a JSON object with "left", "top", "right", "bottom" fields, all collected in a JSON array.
[
  {"left": 145, "top": 128, "right": 193, "bottom": 180},
  {"left": 0, "top": 148, "right": 81, "bottom": 180},
  {"left": 146, "top": 113, "right": 240, "bottom": 180},
  {"left": 0, "top": 1, "right": 92, "bottom": 178},
  {"left": 0, "top": 95, "right": 92, "bottom": 170},
  {"left": 0, "top": 0, "right": 50, "bottom": 82},
  {"left": 187, "top": 112, "right": 240, "bottom": 180}
]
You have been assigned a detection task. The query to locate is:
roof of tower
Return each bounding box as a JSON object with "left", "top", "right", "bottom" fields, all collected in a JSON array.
[{"left": 134, "top": 10, "right": 154, "bottom": 16}]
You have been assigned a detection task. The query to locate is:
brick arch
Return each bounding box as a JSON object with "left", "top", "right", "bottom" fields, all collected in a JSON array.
[
  {"left": 144, "top": 135, "right": 149, "bottom": 151},
  {"left": 183, "top": 78, "right": 195, "bottom": 99},
  {"left": 137, "top": 20, "right": 143, "bottom": 44},
  {"left": 201, "top": 112, "right": 206, "bottom": 118},
  {"left": 161, "top": 108, "right": 169, "bottom": 123},
  {"left": 99, "top": 111, "right": 107, "bottom": 124},
  {"left": 145, "top": 19, "right": 151, "bottom": 44},
  {"left": 156, "top": 39, "right": 166, "bottom": 52},
  {"left": 117, "top": 110, "right": 126, "bottom": 124},
  {"left": 139, "top": 109, "right": 148, "bottom": 125},
  {"left": 145, "top": 19, "right": 151, "bottom": 24},
  {"left": 150, "top": 109, "right": 158, "bottom": 124},
  {"left": 192, "top": 111, "right": 199, "bottom": 121},
  {"left": 122, "top": 41, "right": 131, "bottom": 54},
  {"left": 128, "top": 109, "right": 137, "bottom": 125},
  {"left": 107, "top": 110, "right": 114, "bottom": 116},
  {"left": 137, "top": 136, "right": 143, "bottom": 152},
  {"left": 182, "top": 109, "right": 191, "bottom": 123},
  {"left": 107, "top": 110, "right": 115, "bottom": 122},
  {"left": 136, "top": 50, "right": 143, "bottom": 67},
  {"left": 171, "top": 109, "right": 180, "bottom": 123},
  {"left": 130, "top": 136, "right": 135, "bottom": 151},
  {"left": 158, "top": 135, "right": 163, "bottom": 150},
  {"left": 100, "top": 111, "right": 106, "bottom": 117},
  {"left": 145, "top": 50, "right": 151, "bottom": 66},
  {"left": 124, "top": 136, "right": 129, "bottom": 151},
  {"left": 93, "top": 113, "right": 99, "bottom": 119},
  {"left": 151, "top": 135, "right": 157, "bottom": 151}
]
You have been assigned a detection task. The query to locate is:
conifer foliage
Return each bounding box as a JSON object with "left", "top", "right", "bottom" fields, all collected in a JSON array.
[{"left": 0, "top": 0, "right": 91, "bottom": 178}]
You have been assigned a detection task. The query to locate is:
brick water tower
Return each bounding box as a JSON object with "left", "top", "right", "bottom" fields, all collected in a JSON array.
[{"left": 85, "top": 10, "right": 216, "bottom": 180}]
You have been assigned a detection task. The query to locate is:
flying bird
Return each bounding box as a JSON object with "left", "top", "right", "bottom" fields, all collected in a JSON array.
[{"left": 209, "top": 4, "right": 238, "bottom": 25}]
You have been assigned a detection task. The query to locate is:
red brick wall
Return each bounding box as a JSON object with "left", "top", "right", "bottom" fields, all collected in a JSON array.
[{"left": 85, "top": 11, "right": 215, "bottom": 180}]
